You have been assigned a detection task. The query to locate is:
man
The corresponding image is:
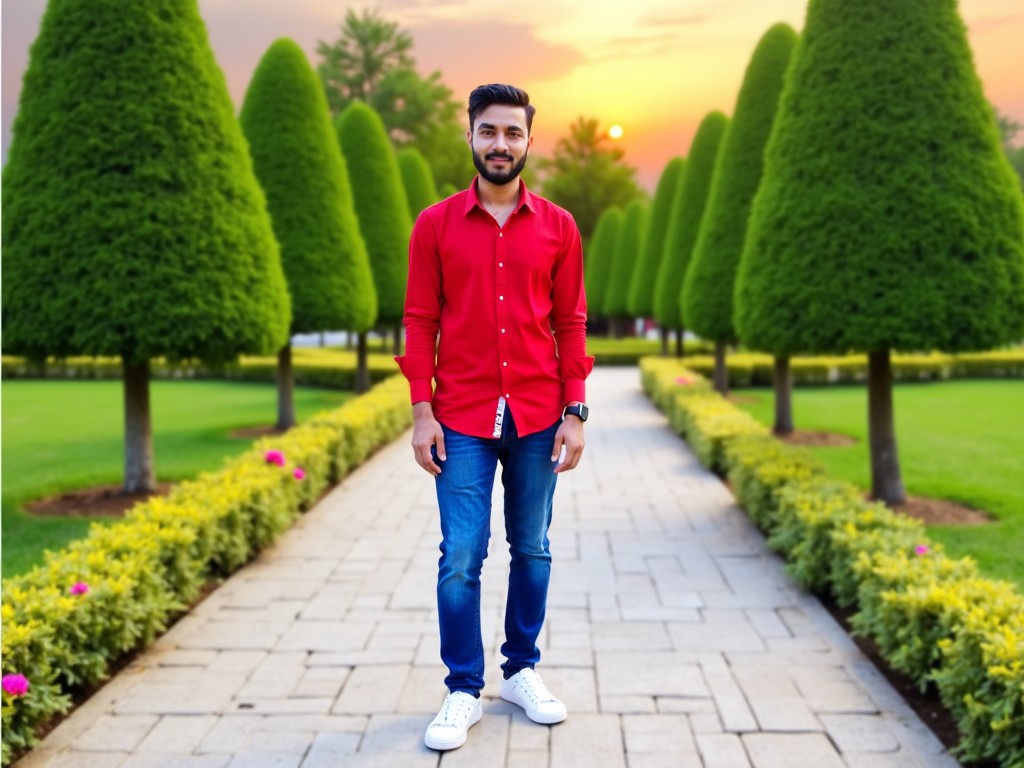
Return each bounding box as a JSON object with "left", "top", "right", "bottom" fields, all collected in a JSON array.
[{"left": 396, "top": 83, "right": 593, "bottom": 751}]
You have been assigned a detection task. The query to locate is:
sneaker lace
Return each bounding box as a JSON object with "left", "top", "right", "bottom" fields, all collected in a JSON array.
[
  {"left": 436, "top": 693, "right": 475, "bottom": 726},
  {"left": 519, "top": 669, "right": 557, "bottom": 703}
]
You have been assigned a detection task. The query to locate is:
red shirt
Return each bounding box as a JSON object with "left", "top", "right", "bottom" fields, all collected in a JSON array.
[{"left": 396, "top": 178, "right": 594, "bottom": 438}]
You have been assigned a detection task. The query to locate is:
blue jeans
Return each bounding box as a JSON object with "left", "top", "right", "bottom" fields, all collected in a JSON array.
[{"left": 432, "top": 408, "right": 560, "bottom": 696}]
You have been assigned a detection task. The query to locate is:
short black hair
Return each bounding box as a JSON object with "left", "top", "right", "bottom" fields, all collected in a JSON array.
[{"left": 468, "top": 84, "right": 536, "bottom": 134}]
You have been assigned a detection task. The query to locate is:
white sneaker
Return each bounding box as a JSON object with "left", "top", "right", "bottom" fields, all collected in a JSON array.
[
  {"left": 423, "top": 691, "right": 483, "bottom": 751},
  {"left": 499, "top": 668, "right": 568, "bottom": 724}
]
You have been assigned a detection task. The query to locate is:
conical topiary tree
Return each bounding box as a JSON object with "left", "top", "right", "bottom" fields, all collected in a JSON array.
[
  {"left": 1, "top": 0, "right": 290, "bottom": 493},
  {"left": 604, "top": 199, "right": 648, "bottom": 336},
  {"left": 585, "top": 206, "right": 624, "bottom": 324},
  {"left": 240, "top": 38, "right": 377, "bottom": 418},
  {"left": 653, "top": 112, "right": 729, "bottom": 356},
  {"left": 336, "top": 101, "right": 413, "bottom": 357},
  {"left": 735, "top": 0, "right": 1024, "bottom": 509},
  {"left": 628, "top": 157, "right": 685, "bottom": 353},
  {"left": 683, "top": 24, "right": 797, "bottom": 398},
  {"left": 398, "top": 146, "right": 439, "bottom": 221}
]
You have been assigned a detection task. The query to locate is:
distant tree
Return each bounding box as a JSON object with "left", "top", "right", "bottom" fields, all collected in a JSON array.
[
  {"left": 585, "top": 206, "right": 624, "bottom": 322},
  {"left": 539, "top": 117, "right": 644, "bottom": 241},
  {"left": 397, "top": 146, "right": 439, "bottom": 220},
  {"left": 683, "top": 24, "right": 797, "bottom": 398},
  {"left": 653, "top": 112, "right": 729, "bottom": 355},
  {"left": 240, "top": 38, "right": 377, "bottom": 420},
  {"left": 735, "top": 0, "right": 1024, "bottom": 509},
  {"left": 336, "top": 101, "right": 413, "bottom": 365},
  {"left": 316, "top": 7, "right": 474, "bottom": 191},
  {"left": 994, "top": 106, "right": 1024, "bottom": 192},
  {"left": 628, "top": 157, "right": 686, "bottom": 352},
  {"left": 604, "top": 199, "right": 648, "bottom": 336},
  {"left": 1, "top": 0, "right": 290, "bottom": 493}
]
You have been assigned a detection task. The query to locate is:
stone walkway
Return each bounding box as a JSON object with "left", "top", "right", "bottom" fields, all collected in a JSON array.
[{"left": 17, "top": 368, "right": 960, "bottom": 768}]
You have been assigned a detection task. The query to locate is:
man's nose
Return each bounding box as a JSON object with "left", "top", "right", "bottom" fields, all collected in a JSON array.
[{"left": 493, "top": 132, "right": 509, "bottom": 149}]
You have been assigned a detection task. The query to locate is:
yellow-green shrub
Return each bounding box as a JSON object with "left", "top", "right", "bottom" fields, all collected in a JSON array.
[
  {"left": 639, "top": 357, "right": 1024, "bottom": 765},
  {"left": 1, "top": 375, "right": 412, "bottom": 765}
]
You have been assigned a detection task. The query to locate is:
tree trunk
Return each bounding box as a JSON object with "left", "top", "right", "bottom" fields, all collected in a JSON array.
[
  {"left": 660, "top": 326, "right": 669, "bottom": 357},
  {"left": 123, "top": 359, "right": 156, "bottom": 493},
  {"left": 355, "top": 332, "right": 371, "bottom": 394},
  {"left": 772, "top": 355, "right": 794, "bottom": 435},
  {"left": 393, "top": 324, "right": 403, "bottom": 356},
  {"left": 276, "top": 343, "right": 296, "bottom": 430},
  {"left": 868, "top": 350, "right": 906, "bottom": 505},
  {"left": 675, "top": 328, "right": 684, "bottom": 358},
  {"left": 713, "top": 341, "right": 729, "bottom": 395}
]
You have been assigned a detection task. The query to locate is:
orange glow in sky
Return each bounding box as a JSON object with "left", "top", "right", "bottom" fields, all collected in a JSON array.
[{"left": 3, "top": 0, "right": 1023, "bottom": 191}]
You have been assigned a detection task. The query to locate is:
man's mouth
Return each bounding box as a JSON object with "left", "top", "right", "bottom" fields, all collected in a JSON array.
[{"left": 488, "top": 154, "right": 513, "bottom": 163}]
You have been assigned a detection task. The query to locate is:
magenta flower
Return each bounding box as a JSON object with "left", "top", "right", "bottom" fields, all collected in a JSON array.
[
  {"left": 69, "top": 582, "right": 90, "bottom": 596},
  {"left": 675, "top": 376, "right": 694, "bottom": 386},
  {"left": 293, "top": 467, "right": 306, "bottom": 481},
  {"left": 915, "top": 544, "right": 930, "bottom": 556},
  {"left": 2, "top": 674, "right": 29, "bottom": 697},
  {"left": 264, "top": 449, "right": 286, "bottom": 467}
]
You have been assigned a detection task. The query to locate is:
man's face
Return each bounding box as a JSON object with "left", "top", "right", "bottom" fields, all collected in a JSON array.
[{"left": 468, "top": 104, "right": 533, "bottom": 186}]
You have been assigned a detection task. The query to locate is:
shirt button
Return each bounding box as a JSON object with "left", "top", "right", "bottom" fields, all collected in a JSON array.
[
  {"left": 501, "top": 328, "right": 506, "bottom": 333},
  {"left": 499, "top": 232, "right": 503, "bottom": 238},
  {"left": 503, "top": 362, "right": 508, "bottom": 367},
  {"left": 499, "top": 295, "right": 504, "bottom": 301},
  {"left": 506, "top": 393, "right": 510, "bottom": 398},
  {"left": 498, "top": 262, "right": 504, "bottom": 267}
]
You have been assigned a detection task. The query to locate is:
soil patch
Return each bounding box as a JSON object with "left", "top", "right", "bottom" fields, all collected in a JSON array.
[
  {"left": 777, "top": 428, "right": 856, "bottom": 447},
  {"left": 726, "top": 393, "right": 760, "bottom": 405},
  {"left": 892, "top": 495, "right": 993, "bottom": 526},
  {"left": 229, "top": 425, "right": 289, "bottom": 439},
  {"left": 26, "top": 483, "right": 174, "bottom": 518}
]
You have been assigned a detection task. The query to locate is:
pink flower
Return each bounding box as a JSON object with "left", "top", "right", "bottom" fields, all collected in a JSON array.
[
  {"left": 675, "top": 376, "right": 694, "bottom": 386},
  {"left": 69, "top": 582, "right": 90, "bottom": 596},
  {"left": 293, "top": 467, "right": 306, "bottom": 481},
  {"left": 915, "top": 544, "right": 930, "bottom": 556},
  {"left": 2, "top": 674, "right": 29, "bottom": 697},
  {"left": 264, "top": 449, "right": 286, "bottom": 467}
]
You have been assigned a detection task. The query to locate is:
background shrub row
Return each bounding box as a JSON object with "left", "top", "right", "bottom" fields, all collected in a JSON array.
[
  {"left": 640, "top": 357, "right": 1024, "bottom": 766},
  {"left": 0, "top": 349, "right": 398, "bottom": 390},
  {"left": 0, "top": 375, "right": 412, "bottom": 766},
  {"left": 5, "top": 347, "right": 1021, "bottom": 384}
]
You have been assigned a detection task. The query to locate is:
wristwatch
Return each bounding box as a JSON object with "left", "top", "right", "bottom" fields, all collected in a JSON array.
[{"left": 563, "top": 403, "right": 589, "bottom": 422}]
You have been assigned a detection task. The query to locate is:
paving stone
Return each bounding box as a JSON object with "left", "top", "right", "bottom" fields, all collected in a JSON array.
[
  {"left": 696, "top": 733, "right": 752, "bottom": 767},
  {"left": 73, "top": 716, "right": 158, "bottom": 752},
  {"left": 19, "top": 754, "right": 130, "bottom": 768},
  {"left": 667, "top": 610, "right": 767, "bottom": 653},
  {"left": 224, "top": 753, "right": 301, "bottom": 768},
  {"left": 332, "top": 665, "right": 410, "bottom": 714},
  {"left": 121, "top": 756, "right": 231, "bottom": 768},
  {"left": 622, "top": 714, "right": 695, "bottom": 753},
  {"left": 350, "top": 714, "right": 436, "bottom": 766},
  {"left": 550, "top": 714, "right": 627, "bottom": 768},
  {"left": 819, "top": 714, "right": 902, "bottom": 754},
  {"left": 743, "top": 733, "right": 844, "bottom": 768},
  {"left": 275, "top": 621, "right": 373, "bottom": 652},
  {"left": 596, "top": 652, "right": 707, "bottom": 699},
  {"left": 506, "top": 750, "right": 551, "bottom": 768},
  {"left": 436, "top": 712, "right": 509, "bottom": 767},
  {"left": 135, "top": 715, "right": 219, "bottom": 753}
]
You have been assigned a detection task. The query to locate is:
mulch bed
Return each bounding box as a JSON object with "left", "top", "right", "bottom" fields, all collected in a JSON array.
[{"left": 25, "top": 483, "right": 175, "bottom": 518}]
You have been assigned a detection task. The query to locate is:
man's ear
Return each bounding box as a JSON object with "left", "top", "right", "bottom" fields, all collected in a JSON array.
[
  {"left": 466, "top": 129, "right": 473, "bottom": 149},
  {"left": 527, "top": 135, "right": 534, "bottom": 150}
]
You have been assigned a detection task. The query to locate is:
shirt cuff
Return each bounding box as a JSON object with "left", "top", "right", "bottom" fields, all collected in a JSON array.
[
  {"left": 563, "top": 378, "right": 587, "bottom": 406},
  {"left": 408, "top": 378, "right": 434, "bottom": 405}
]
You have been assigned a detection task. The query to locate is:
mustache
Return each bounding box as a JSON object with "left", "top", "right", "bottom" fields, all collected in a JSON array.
[{"left": 486, "top": 152, "right": 514, "bottom": 161}]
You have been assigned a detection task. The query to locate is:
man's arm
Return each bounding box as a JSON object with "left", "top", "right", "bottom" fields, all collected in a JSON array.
[{"left": 396, "top": 213, "right": 445, "bottom": 474}]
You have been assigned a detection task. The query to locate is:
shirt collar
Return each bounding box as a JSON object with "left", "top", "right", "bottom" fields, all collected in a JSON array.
[{"left": 464, "top": 177, "right": 535, "bottom": 217}]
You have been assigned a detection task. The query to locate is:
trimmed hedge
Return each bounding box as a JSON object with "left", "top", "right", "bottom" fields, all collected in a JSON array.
[
  {"left": 1, "top": 375, "right": 412, "bottom": 765},
  {"left": 1, "top": 348, "right": 398, "bottom": 389},
  {"left": 640, "top": 357, "right": 1024, "bottom": 766}
]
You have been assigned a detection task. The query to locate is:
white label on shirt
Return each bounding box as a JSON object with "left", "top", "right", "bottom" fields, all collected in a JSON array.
[{"left": 492, "top": 396, "right": 507, "bottom": 438}]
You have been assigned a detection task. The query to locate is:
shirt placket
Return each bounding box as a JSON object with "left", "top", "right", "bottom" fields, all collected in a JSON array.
[{"left": 496, "top": 225, "right": 511, "bottom": 403}]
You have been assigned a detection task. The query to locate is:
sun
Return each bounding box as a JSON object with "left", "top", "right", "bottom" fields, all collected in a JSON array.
[{"left": 608, "top": 124, "right": 624, "bottom": 140}]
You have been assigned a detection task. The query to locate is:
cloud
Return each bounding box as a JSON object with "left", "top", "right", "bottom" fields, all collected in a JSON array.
[
  {"left": 636, "top": 12, "right": 708, "bottom": 28},
  {"left": 405, "top": 19, "right": 586, "bottom": 104},
  {"left": 965, "top": 12, "right": 1024, "bottom": 35}
]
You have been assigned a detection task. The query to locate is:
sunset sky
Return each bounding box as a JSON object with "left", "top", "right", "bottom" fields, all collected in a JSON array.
[{"left": 3, "top": 0, "right": 1023, "bottom": 190}]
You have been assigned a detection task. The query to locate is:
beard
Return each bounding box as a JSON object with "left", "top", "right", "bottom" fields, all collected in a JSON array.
[{"left": 472, "top": 146, "right": 529, "bottom": 186}]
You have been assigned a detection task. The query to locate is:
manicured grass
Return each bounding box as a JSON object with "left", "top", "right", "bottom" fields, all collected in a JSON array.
[
  {"left": 730, "top": 380, "right": 1024, "bottom": 589},
  {"left": 2, "top": 380, "right": 353, "bottom": 577}
]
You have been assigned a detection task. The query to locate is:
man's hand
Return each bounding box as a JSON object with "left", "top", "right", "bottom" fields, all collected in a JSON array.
[
  {"left": 551, "top": 413, "right": 585, "bottom": 473},
  {"left": 411, "top": 402, "right": 445, "bottom": 475}
]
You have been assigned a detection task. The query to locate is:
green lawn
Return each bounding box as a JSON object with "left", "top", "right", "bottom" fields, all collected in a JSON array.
[
  {"left": 2, "top": 380, "right": 353, "bottom": 577},
  {"left": 730, "top": 380, "right": 1024, "bottom": 589}
]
